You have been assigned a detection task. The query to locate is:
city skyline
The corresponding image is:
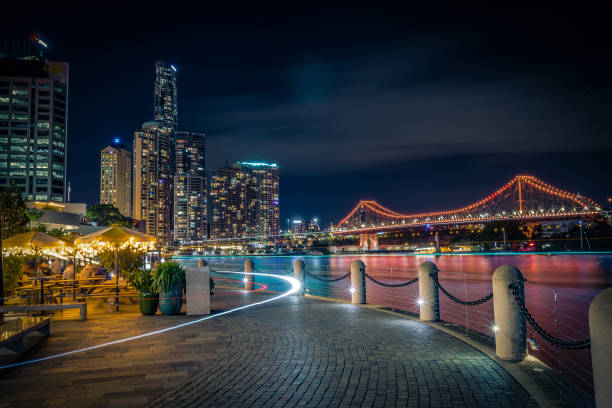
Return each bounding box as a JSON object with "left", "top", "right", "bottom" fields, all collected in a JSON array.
[{"left": 4, "top": 4, "right": 611, "bottom": 226}]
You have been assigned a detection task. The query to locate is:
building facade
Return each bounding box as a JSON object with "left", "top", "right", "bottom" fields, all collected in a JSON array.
[
  {"left": 132, "top": 120, "right": 172, "bottom": 244},
  {"left": 207, "top": 162, "right": 279, "bottom": 240},
  {"left": 173, "top": 131, "right": 206, "bottom": 243},
  {"left": 208, "top": 166, "right": 249, "bottom": 239},
  {"left": 0, "top": 36, "right": 69, "bottom": 202},
  {"left": 100, "top": 138, "right": 131, "bottom": 217},
  {"left": 153, "top": 61, "right": 177, "bottom": 130},
  {"left": 238, "top": 161, "right": 280, "bottom": 238}
]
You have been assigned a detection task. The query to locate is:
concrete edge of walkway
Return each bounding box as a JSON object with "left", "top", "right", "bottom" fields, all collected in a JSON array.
[{"left": 304, "top": 294, "right": 593, "bottom": 408}]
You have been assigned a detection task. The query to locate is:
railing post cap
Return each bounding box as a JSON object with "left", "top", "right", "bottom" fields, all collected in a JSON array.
[
  {"left": 418, "top": 261, "right": 438, "bottom": 273},
  {"left": 589, "top": 286, "right": 612, "bottom": 324},
  {"left": 197, "top": 259, "right": 207, "bottom": 267},
  {"left": 492, "top": 265, "right": 523, "bottom": 282},
  {"left": 293, "top": 259, "right": 305, "bottom": 267},
  {"left": 244, "top": 259, "right": 254, "bottom": 267},
  {"left": 351, "top": 260, "right": 365, "bottom": 267}
]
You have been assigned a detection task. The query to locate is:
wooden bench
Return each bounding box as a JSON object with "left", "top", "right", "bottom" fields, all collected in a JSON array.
[
  {"left": 0, "top": 302, "right": 87, "bottom": 321},
  {"left": 0, "top": 316, "right": 50, "bottom": 356}
]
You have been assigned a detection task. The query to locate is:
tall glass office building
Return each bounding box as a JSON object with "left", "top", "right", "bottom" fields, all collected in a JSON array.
[{"left": 0, "top": 35, "right": 69, "bottom": 202}]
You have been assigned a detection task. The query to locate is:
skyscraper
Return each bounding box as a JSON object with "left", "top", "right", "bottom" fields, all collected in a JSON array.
[
  {"left": 238, "top": 161, "right": 280, "bottom": 238},
  {"left": 207, "top": 161, "right": 279, "bottom": 240},
  {"left": 132, "top": 120, "right": 172, "bottom": 244},
  {"left": 0, "top": 35, "right": 69, "bottom": 202},
  {"left": 100, "top": 138, "right": 131, "bottom": 217},
  {"left": 175, "top": 131, "right": 204, "bottom": 174},
  {"left": 153, "top": 61, "right": 177, "bottom": 130},
  {"left": 173, "top": 131, "right": 206, "bottom": 243},
  {"left": 208, "top": 165, "right": 249, "bottom": 239}
]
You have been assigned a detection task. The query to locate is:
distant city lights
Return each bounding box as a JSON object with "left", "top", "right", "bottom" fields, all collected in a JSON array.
[{"left": 238, "top": 161, "right": 278, "bottom": 168}]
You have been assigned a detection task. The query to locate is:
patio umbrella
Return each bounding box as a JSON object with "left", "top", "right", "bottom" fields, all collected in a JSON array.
[
  {"left": 2, "top": 231, "right": 63, "bottom": 273},
  {"left": 75, "top": 226, "right": 155, "bottom": 311}
]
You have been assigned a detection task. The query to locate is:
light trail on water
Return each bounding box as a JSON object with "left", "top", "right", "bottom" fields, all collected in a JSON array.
[{"left": 0, "top": 272, "right": 300, "bottom": 370}]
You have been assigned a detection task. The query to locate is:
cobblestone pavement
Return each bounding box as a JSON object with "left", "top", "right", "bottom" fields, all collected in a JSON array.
[{"left": 0, "top": 291, "right": 537, "bottom": 408}]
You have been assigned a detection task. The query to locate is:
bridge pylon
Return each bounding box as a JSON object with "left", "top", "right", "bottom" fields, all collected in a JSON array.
[{"left": 360, "top": 233, "right": 378, "bottom": 251}]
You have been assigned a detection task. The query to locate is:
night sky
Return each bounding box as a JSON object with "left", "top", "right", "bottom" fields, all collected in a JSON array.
[{"left": 4, "top": 4, "right": 612, "bottom": 226}]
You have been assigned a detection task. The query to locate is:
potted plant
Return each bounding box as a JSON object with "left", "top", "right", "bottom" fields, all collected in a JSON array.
[
  {"left": 130, "top": 269, "right": 158, "bottom": 315},
  {"left": 153, "top": 261, "right": 185, "bottom": 315}
]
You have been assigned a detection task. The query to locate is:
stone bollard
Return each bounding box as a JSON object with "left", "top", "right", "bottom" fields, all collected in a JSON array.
[
  {"left": 492, "top": 265, "right": 526, "bottom": 361},
  {"left": 418, "top": 261, "right": 439, "bottom": 322},
  {"left": 350, "top": 260, "right": 366, "bottom": 304},
  {"left": 186, "top": 260, "right": 211, "bottom": 315},
  {"left": 589, "top": 286, "right": 612, "bottom": 407},
  {"left": 244, "top": 260, "right": 254, "bottom": 290},
  {"left": 293, "top": 260, "right": 305, "bottom": 296}
]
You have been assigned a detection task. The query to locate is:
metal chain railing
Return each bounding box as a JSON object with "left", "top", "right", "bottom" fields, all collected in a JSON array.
[
  {"left": 364, "top": 273, "right": 418, "bottom": 287},
  {"left": 304, "top": 270, "right": 350, "bottom": 282},
  {"left": 431, "top": 273, "right": 493, "bottom": 306},
  {"left": 509, "top": 283, "right": 590, "bottom": 350}
]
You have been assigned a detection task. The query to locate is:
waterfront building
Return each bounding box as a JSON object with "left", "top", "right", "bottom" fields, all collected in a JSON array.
[
  {"left": 100, "top": 138, "right": 131, "bottom": 217},
  {"left": 207, "top": 161, "right": 279, "bottom": 240},
  {"left": 132, "top": 120, "right": 172, "bottom": 244},
  {"left": 237, "top": 161, "right": 280, "bottom": 238},
  {"left": 173, "top": 131, "right": 206, "bottom": 243},
  {"left": 0, "top": 35, "right": 69, "bottom": 202},
  {"left": 291, "top": 219, "right": 320, "bottom": 235},
  {"left": 208, "top": 165, "right": 249, "bottom": 239}
]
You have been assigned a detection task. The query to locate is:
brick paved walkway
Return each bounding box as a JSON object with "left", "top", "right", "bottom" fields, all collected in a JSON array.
[{"left": 0, "top": 291, "right": 537, "bottom": 408}]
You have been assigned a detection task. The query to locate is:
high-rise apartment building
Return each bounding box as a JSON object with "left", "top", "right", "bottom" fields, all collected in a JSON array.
[
  {"left": 173, "top": 131, "right": 206, "bottom": 243},
  {"left": 175, "top": 131, "right": 204, "bottom": 174},
  {"left": 153, "top": 61, "right": 177, "bottom": 130},
  {"left": 132, "top": 120, "right": 172, "bottom": 244},
  {"left": 100, "top": 138, "right": 131, "bottom": 217},
  {"left": 0, "top": 35, "right": 69, "bottom": 202},
  {"left": 208, "top": 165, "right": 249, "bottom": 239},
  {"left": 208, "top": 161, "right": 279, "bottom": 240},
  {"left": 238, "top": 161, "right": 280, "bottom": 238}
]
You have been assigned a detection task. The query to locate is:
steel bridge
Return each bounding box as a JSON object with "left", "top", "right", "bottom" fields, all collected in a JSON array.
[{"left": 334, "top": 175, "right": 601, "bottom": 244}]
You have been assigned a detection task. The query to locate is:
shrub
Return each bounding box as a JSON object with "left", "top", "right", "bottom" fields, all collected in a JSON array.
[
  {"left": 129, "top": 269, "right": 156, "bottom": 294},
  {"left": 153, "top": 261, "right": 185, "bottom": 293}
]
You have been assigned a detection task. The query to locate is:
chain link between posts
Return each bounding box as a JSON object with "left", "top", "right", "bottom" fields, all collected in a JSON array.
[
  {"left": 304, "top": 270, "right": 351, "bottom": 282},
  {"left": 508, "top": 283, "right": 590, "bottom": 350},
  {"left": 431, "top": 273, "right": 493, "bottom": 306},
  {"left": 364, "top": 273, "right": 419, "bottom": 287}
]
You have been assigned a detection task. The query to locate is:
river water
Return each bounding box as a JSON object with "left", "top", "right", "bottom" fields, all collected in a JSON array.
[{"left": 177, "top": 253, "right": 612, "bottom": 399}]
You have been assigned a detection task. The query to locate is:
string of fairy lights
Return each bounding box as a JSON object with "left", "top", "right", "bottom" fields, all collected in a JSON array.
[
  {"left": 2, "top": 238, "right": 156, "bottom": 261},
  {"left": 336, "top": 175, "right": 601, "bottom": 233}
]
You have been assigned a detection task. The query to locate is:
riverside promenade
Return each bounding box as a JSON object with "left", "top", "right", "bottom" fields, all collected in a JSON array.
[{"left": 1, "top": 290, "right": 545, "bottom": 408}]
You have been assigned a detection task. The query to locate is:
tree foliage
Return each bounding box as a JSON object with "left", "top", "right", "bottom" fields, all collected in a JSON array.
[
  {"left": 2, "top": 255, "right": 24, "bottom": 293},
  {"left": 0, "top": 183, "right": 29, "bottom": 239},
  {"left": 98, "top": 246, "right": 146, "bottom": 281},
  {"left": 86, "top": 204, "right": 131, "bottom": 227},
  {"left": 480, "top": 220, "right": 527, "bottom": 243}
]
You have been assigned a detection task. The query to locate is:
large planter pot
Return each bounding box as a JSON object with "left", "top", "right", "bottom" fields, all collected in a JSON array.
[
  {"left": 139, "top": 292, "right": 159, "bottom": 315},
  {"left": 159, "top": 286, "right": 183, "bottom": 315}
]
